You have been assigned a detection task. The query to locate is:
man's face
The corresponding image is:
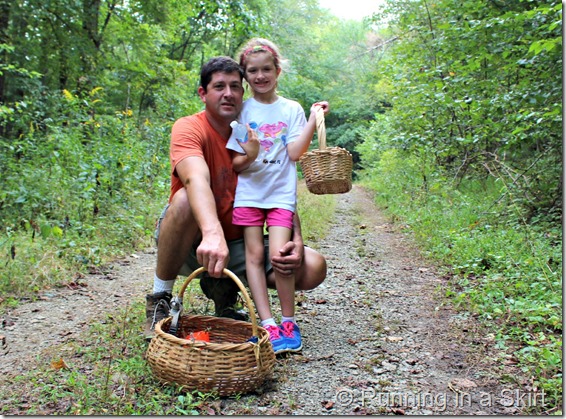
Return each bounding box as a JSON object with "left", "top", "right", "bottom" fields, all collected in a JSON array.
[{"left": 199, "top": 71, "right": 244, "bottom": 123}]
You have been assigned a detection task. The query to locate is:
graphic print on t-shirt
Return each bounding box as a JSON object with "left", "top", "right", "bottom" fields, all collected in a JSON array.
[{"left": 256, "top": 121, "right": 288, "bottom": 153}]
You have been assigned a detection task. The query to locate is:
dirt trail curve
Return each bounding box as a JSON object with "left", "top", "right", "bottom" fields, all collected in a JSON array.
[{"left": 1, "top": 185, "right": 523, "bottom": 414}]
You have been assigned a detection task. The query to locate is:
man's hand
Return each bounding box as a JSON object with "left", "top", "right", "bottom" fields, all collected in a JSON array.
[
  {"left": 196, "top": 231, "right": 229, "bottom": 277},
  {"left": 271, "top": 240, "right": 304, "bottom": 276}
]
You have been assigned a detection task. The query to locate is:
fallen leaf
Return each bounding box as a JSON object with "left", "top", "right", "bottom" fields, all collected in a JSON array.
[
  {"left": 314, "top": 299, "right": 327, "bottom": 304},
  {"left": 450, "top": 377, "right": 477, "bottom": 389},
  {"left": 65, "top": 281, "right": 86, "bottom": 290},
  {"left": 314, "top": 353, "right": 334, "bottom": 361},
  {"left": 1, "top": 335, "right": 8, "bottom": 355},
  {"left": 322, "top": 400, "right": 334, "bottom": 409},
  {"left": 51, "top": 358, "right": 69, "bottom": 370},
  {"left": 353, "top": 406, "right": 372, "bottom": 415}
]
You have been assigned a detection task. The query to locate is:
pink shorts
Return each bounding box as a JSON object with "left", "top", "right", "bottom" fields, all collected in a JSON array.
[{"left": 233, "top": 207, "right": 294, "bottom": 230}]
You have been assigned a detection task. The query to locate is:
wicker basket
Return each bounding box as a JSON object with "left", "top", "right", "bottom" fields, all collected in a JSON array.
[
  {"left": 146, "top": 267, "right": 276, "bottom": 396},
  {"left": 299, "top": 107, "right": 353, "bottom": 195}
]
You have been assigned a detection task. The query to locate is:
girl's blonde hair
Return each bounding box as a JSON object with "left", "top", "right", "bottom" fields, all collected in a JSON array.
[{"left": 237, "top": 38, "right": 287, "bottom": 71}]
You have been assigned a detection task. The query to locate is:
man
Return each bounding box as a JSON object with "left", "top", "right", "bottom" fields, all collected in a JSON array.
[{"left": 145, "top": 56, "right": 327, "bottom": 338}]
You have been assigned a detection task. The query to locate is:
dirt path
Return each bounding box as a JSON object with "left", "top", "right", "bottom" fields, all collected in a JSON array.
[{"left": 1, "top": 185, "right": 525, "bottom": 414}]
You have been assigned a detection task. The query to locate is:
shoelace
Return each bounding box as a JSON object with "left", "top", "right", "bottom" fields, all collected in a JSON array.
[
  {"left": 265, "top": 325, "right": 282, "bottom": 340},
  {"left": 281, "top": 321, "right": 296, "bottom": 338},
  {"left": 150, "top": 299, "right": 171, "bottom": 329}
]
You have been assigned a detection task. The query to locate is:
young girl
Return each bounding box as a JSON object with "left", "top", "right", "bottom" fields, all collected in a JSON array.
[{"left": 226, "top": 38, "right": 329, "bottom": 354}]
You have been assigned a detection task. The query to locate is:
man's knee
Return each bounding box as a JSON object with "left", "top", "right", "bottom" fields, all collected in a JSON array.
[
  {"left": 297, "top": 249, "right": 326, "bottom": 290},
  {"left": 161, "top": 190, "right": 200, "bottom": 241},
  {"left": 167, "top": 189, "right": 192, "bottom": 224},
  {"left": 266, "top": 249, "right": 327, "bottom": 291}
]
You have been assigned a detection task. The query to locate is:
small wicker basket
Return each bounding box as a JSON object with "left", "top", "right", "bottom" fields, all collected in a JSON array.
[
  {"left": 299, "top": 107, "right": 353, "bottom": 195},
  {"left": 146, "top": 267, "right": 276, "bottom": 396}
]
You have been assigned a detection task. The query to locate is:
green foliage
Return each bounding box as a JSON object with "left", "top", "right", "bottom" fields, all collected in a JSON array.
[
  {"left": 0, "top": 85, "right": 170, "bottom": 298},
  {"left": 296, "top": 183, "right": 336, "bottom": 243},
  {"left": 364, "top": 0, "right": 562, "bottom": 218}
]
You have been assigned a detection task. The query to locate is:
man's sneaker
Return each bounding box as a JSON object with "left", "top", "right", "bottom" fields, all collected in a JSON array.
[
  {"left": 200, "top": 274, "right": 248, "bottom": 321},
  {"left": 144, "top": 291, "right": 172, "bottom": 340},
  {"left": 264, "top": 324, "right": 287, "bottom": 354},
  {"left": 281, "top": 321, "right": 303, "bottom": 352}
]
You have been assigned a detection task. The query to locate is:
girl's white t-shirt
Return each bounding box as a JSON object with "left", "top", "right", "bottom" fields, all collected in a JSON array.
[{"left": 226, "top": 96, "right": 306, "bottom": 212}]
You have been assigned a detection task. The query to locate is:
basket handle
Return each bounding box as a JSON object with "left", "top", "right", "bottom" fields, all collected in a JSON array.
[
  {"left": 169, "top": 267, "right": 259, "bottom": 338},
  {"left": 315, "top": 106, "right": 326, "bottom": 150}
]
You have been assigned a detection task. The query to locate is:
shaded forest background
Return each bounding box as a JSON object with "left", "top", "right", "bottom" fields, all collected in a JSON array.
[{"left": 0, "top": 0, "right": 562, "bottom": 410}]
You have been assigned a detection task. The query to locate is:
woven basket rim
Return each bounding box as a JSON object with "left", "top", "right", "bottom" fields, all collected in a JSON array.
[
  {"left": 168, "top": 267, "right": 261, "bottom": 338},
  {"left": 300, "top": 146, "right": 352, "bottom": 156},
  {"left": 154, "top": 314, "right": 269, "bottom": 350}
]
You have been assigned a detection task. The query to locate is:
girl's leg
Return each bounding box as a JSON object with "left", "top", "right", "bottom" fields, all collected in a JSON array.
[
  {"left": 244, "top": 225, "right": 287, "bottom": 353},
  {"left": 268, "top": 226, "right": 295, "bottom": 318},
  {"left": 269, "top": 225, "right": 302, "bottom": 351},
  {"left": 243, "top": 226, "right": 273, "bottom": 322}
]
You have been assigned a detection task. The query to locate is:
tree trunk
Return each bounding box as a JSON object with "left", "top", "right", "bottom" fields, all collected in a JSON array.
[{"left": 0, "top": 0, "right": 11, "bottom": 104}]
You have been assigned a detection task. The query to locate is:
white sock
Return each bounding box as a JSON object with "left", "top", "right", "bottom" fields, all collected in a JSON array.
[
  {"left": 153, "top": 273, "right": 175, "bottom": 294},
  {"left": 261, "top": 318, "right": 278, "bottom": 328},
  {"left": 281, "top": 316, "right": 296, "bottom": 325}
]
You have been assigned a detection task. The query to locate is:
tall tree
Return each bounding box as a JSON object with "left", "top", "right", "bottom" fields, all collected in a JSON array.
[{"left": 360, "top": 0, "right": 562, "bottom": 217}]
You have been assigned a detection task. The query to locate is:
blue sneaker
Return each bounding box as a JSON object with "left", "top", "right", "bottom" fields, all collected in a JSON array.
[
  {"left": 264, "top": 324, "right": 287, "bottom": 354},
  {"left": 281, "top": 321, "right": 302, "bottom": 352}
]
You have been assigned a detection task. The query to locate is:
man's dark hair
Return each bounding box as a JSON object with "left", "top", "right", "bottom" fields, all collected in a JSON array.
[{"left": 200, "top": 56, "right": 244, "bottom": 92}]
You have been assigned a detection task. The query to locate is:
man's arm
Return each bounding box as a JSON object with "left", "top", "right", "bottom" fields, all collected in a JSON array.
[{"left": 176, "top": 156, "right": 229, "bottom": 277}]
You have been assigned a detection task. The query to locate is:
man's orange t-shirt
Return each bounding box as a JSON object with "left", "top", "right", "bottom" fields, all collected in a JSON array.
[{"left": 169, "top": 111, "right": 242, "bottom": 241}]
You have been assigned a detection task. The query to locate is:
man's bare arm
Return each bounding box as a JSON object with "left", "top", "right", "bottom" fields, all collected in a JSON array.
[{"left": 176, "top": 156, "right": 229, "bottom": 277}]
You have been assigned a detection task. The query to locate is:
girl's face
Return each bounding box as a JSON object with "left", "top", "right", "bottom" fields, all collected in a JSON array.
[{"left": 244, "top": 52, "right": 281, "bottom": 96}]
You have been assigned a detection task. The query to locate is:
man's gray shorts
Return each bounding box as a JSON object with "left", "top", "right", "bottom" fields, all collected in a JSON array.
[{"left": 155, "top": 204, "right": 273, "bottom": 284}]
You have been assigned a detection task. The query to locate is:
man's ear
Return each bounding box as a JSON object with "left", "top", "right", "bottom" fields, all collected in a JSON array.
[{"left": 198, "top": 86, "right": 206, "bottom": 103}]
